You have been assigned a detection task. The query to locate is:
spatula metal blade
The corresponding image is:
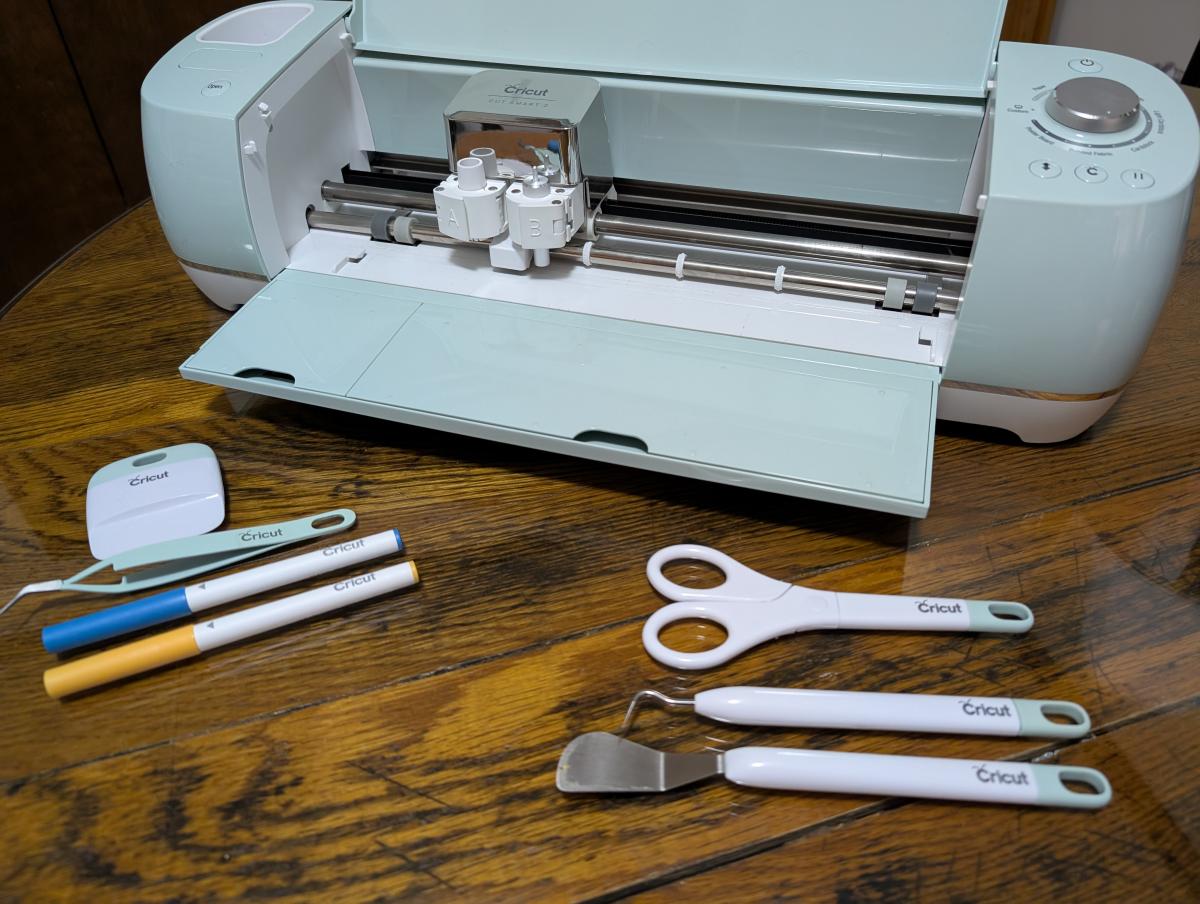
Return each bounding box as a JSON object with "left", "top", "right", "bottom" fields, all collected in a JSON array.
[{"left": 556, "top": 731, "right": 720, "bottom": 793}]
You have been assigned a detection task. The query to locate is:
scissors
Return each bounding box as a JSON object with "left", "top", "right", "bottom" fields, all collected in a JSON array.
[{"left": 643, "top": 545, "right": 1034, "bottom": 669}]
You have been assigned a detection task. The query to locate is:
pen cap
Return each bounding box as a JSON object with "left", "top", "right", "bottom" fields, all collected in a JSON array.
[
  {"left": 44, "top": 626, "right": 199, "bottom": 699},
  {"left": 42, "top": 587, "right": 191, "bottom": 654}
]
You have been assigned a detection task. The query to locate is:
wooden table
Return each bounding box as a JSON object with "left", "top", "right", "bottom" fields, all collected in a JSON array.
[{"left": 1, "top": 166, "right": 1197, "bottom": 902}]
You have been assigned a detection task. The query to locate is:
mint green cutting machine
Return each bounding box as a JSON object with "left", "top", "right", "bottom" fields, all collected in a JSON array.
[{"left": 142, "top": 1, "right": 1199, "bottom": 516}]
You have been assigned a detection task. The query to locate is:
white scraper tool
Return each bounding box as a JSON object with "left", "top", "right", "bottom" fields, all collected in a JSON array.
[{"left": 86, "top": 443, "right": 224, "bottom": 558}]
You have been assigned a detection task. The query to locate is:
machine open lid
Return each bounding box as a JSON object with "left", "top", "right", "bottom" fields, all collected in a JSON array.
[
  {"left": 182, "top": 269, "right": 942, "bottom": 517},
  {"left": 348, "top": 0, "right": 1006, "bottom": 98}
]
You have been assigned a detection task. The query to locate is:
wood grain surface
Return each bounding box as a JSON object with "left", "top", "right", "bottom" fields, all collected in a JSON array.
[{"left": 0, "top": 105, "right": 1198, "bottom": 899}]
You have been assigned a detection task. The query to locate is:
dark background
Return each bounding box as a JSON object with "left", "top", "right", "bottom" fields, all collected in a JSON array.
[
  {"left": 1, "top": 1, "right": 247, "bottom": 309},
  {"left": 1, "top": 0, "right": 1191, "bottom": 309}
]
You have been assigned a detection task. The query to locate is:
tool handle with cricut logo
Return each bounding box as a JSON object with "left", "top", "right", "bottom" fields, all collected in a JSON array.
[
  {"left": 833, "top": 592, "right": 1034, "bottom": 634},
  {"left": 722, "top": 747, "right": 1111, "bottom": 808},
  {"left": 694, "top": 687, "right": 1091, "bottom": 738}
]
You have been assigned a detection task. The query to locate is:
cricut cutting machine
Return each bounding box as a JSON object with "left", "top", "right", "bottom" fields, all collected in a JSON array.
[{"left": 144, "top": 1, "right": 1198, "bottom": 516}]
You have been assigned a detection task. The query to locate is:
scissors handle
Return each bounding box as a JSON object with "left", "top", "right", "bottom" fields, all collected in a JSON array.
[
  {"left": 836, "top": 592, "right": 1034, "bottom": 634},
  {"left": 643, "top": 545, "right": 823, "bottom": 670},
  {"left": 641, "top": 588, "right": 839, "bottom": 670},
  {"left": 646, "top": 545, "right": 792, "bottom": 603}
]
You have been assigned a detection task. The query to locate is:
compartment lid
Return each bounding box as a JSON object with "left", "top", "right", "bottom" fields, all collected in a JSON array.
[
  {"left": 183, "top": 270, "right": 941, "bottom": 516},
  {"left": 348, "top": 0, "right": 1006, "bottom": 98}
]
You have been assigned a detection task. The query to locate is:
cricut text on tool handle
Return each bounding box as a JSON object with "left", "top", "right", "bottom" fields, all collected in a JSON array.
[
  {"left": 693, "top": 687, "right": 1091, "bottom": 738},
  {"left": 833, "top": 592, "right": 1033, "bottom": 632},
  {"left": 642, "top": 544, "right": 1033, "bottom": 669},
  {"left": 721, "top": 747, "right": 1111, "bottom": 809}
]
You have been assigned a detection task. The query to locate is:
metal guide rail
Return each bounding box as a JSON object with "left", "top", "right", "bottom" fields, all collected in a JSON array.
[{"left": 307, "top": 176, "right": 968, "bottom": 315}]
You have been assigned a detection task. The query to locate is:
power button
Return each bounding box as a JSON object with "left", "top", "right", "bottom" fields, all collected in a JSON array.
[{"left": 1069, "top": 58, "right": 1103, "bottom": 73}]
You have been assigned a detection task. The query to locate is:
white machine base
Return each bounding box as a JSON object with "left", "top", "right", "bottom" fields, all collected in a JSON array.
[
  {"left": 937, "top": 385, "right": 1121, "bottom": 443},
  {"left": 180, "top": 262, "right": 266, "bottom": 311}
]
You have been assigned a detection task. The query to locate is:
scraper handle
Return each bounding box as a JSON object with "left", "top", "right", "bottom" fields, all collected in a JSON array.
[
  {"left": 695, "top": 687, "right": 1091, "bottom": 738},
  {"left": 723, "top": 747, "right": 1111, "bottom": 809}
]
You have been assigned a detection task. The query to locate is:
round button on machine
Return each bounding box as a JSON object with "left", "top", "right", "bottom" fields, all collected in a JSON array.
[
  {"left": 1046, "top": 77, "right": 1140, "bottom": 133},
  {"left": 1029, "top": 159, "right": 1062, "bottom": 179},
  {"left": 201, "top": 79, "right": 231, "bottom": 97},
  {"left": 1074, "top": 163, "right": 1108, "bottom": 183},
  {"left": 1121, "top": 168, "right": 1155, "bottom": 189},
  {"left": 1069, "top": 58, "right": 1103, "bottom": 74}
]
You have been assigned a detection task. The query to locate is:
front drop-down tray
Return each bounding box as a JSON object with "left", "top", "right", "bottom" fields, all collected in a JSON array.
[{"left": 182, "top": 269, "right": 940, "bottom": 516}]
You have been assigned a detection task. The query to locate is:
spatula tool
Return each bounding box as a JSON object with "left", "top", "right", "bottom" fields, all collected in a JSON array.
[{"left": 556, "top": 732, "right": 1111, "bottom": 808}]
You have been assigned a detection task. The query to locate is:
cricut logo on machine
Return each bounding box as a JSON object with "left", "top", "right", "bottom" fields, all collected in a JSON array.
[
  {"left": 505, "top": 81, "right": 549, "bottom": 97},
  {"left": 128, "top": 470, "right": 169, "bottom": 486},
  {"left": 974, "top": 765, "right": 1030, "bottom": 786},
  {"left": 241, "top": 528, "right": 283, "bottom": 541},
  {"left": 960, "top": 700, "right": 1013, "bottom": 718},
  {"left": 324, "top": 539, "right": 366, "bottom": 556},
  {"left": 915, "top": 599, "right": 963, "bottom": 614},
  {"left": 335, "top": 573, "right": 377, "bottom": 591}
]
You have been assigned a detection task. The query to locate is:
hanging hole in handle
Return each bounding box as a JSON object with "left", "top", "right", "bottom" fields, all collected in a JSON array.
[
  {"left": 132, "top": 452, "right": 168, "bottom": 467},
  {"left": 1058, "top": 769, "right": 1105, "bottom": 796},
  {"left": 987, "top": 602, "right": 1031, "bottom": 621},
  {"left": 661, "top": 559, "right": 726, "bottom": 591},
  {"left": 234, "top": 368, "right": 296, "bottom": 384},
  {"left": 657, "top": 618, "right": 728, "bottom": 654},
  {"left": 1041, "top": 703, "right": 1086, "bottom": 726},
  {"left": 311, "top": 513, "right": 348, "bottom": 529}
]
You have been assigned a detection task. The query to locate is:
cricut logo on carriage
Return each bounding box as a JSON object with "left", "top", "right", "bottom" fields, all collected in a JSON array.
[
  {"left": 324, "top": 539, "right": 366, "bottom": 556},
  {"left": 505, "top": 83, "right": 549, "bottom": 97},
  {"left": 241, "top": 528, "right": 283, "bottom": 541},
  {"left": 960, "top": 700, "right": 1012, "bottom": 718},
  {"left": 129, "top": 470, "right": 168, "bottom": 486},
  {"left": 335, "top": 573, "right": 377, "bottom": 591},
  {"left": 916, "top": 599, "right": 962, "bottom": 614},
  {"left": 974, "top": 765, "right": 1030, "bottom": 786}
]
